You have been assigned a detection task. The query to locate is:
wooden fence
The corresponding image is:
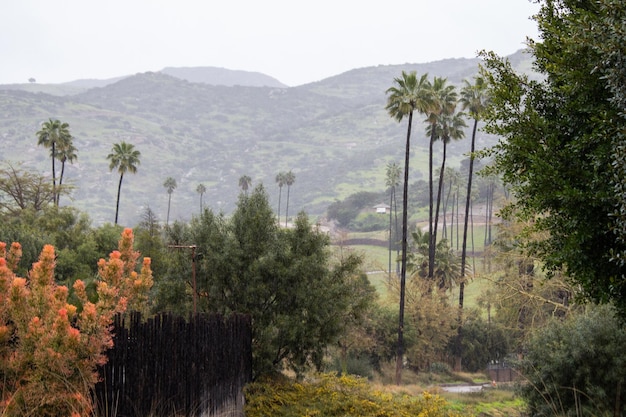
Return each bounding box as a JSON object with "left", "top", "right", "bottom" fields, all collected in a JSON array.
[{"left": 94, "top": 312, "right": 252, "bottom": 417}]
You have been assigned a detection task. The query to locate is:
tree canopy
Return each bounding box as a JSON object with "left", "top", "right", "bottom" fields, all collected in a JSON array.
[{"left": 480, "top": 0, "right": 626, "bottom": 315}]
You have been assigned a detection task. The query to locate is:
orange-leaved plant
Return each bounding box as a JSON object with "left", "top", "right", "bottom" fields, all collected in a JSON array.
[{"left": 0, "top": 228, "right": 152, "bottom": 417}]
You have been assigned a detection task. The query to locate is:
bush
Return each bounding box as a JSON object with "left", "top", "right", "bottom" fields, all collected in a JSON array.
[
  {"left": 519, "top": 304, "right": 626, "bottom": 416},
  {"left": 245, "top": 373, "right": 465, "bottom": 417}
]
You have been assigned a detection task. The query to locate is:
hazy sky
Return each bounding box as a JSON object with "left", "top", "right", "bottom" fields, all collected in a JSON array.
[{"left": 1, "top": 0, "right": 539, "bottom": 87}]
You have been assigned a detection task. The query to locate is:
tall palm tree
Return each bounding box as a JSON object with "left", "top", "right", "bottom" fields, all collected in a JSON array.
[
  {"left": 275, "top": 172, "right": 286, "bottom": 222},
  {"left": 55, "top": 135, "right": 77, "bottom": 206},
  {"left": 107, "top": 141, "right": 141, "bottom": 225},
  {"left": 163, "top": 177, "right": 177, "bottom": 225},
  {"left": 425, "top": 77, "right": 457, "bottom": 280},
  {"left": 458, "top": 76, "right": 490, "bottom": 309},
  {"left": 196, "top": 183, "right": 206, "bottom": 213},
  {"left": 238, "top": 175, "right": 252, "bottom": 194},
  {"left": 430, "top": 110, "right": 467, "bottom": 267},
  {"left": 385, "top": 70, "right": 432, "bottom": 385},
  {"left": 284, "top": 170, "right": 295, "bottom": 227},
  {"left": 385, "top": 161, "right": 402, "bottom": 277},
  {"left": 36, "top": 119, "right": 72, "bottom": 206}
]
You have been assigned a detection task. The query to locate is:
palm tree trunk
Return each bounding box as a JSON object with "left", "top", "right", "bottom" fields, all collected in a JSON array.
[
  {"left": 433, "top": 142, "right": 448, "bottom": 254},
  {"left": 428, "top": 128, "right": 436, "bottom": 280},
  {"left": 394, "top": 186, "right": 400, "bottom": 274},
  {"left": 285, "top": 186, "right": 290, "bottom": 227},
  {"left": 396, "top": 110, "right": 414, "bottom": 385},
  {"left": 277, "top": 187, "right": 282, "bottom": 223},
  {"left": 51, "top": 142, "right": 57, "bottom": 206},
  {"left": 389, "top": 186, "right": 393, "bottom": 277},
  {"left": 115, "top": 173, "right": 124, "bottom": 225},
  {"left": 167, "top": 193, "right": 172, "bottom": 225},
  {"left": 455, "top": 118, "right": 478, "bottom": 372},
  {"left": 57, "top": 160, "right": 66, "bottom": 206},
  {"left": 459, "top": 118, "right": 478, "bottom": 308}
]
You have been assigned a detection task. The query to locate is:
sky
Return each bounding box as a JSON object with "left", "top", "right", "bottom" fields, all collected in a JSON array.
[{"left": 1, "top": 0, "right": 540, "bottom": 87}]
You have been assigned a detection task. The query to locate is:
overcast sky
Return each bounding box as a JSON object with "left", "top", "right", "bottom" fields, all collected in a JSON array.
[{"left": 1, "top": 0, "right": 539, "bottom": 87}]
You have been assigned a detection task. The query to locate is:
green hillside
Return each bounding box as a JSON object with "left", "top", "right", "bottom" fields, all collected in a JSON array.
[{"left": 0, "top": 50, "right": 533, "bottom": 226}]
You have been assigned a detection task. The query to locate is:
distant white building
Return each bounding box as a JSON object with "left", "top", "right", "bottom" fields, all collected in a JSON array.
[{"left": 373, "top": 203, "right": 391, "bottom": 214}]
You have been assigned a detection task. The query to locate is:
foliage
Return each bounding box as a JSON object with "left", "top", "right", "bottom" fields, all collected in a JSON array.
[
  {"left": 480, "top": 0, "right": 626, "bottom": 314},
  {"left": 519, "top": 304, "right": 626, "bottom": 417},
  {"left": 0, "top": 228, "right": 152, "bottom": 416},
  {"left": 245, "top": 373, "right": 466, "bottom": 417},
  {"left": 446, "top": 309, "right": 510, "bottom": 373},
  {"left": 156, "top": 185, "right": 368, "bottom": 377},
  {"left": 327, "top": 190, "right": 385, "bottom": 228},
  {"left": 0, "top": 162, "right": 56, "bottom": 215}
]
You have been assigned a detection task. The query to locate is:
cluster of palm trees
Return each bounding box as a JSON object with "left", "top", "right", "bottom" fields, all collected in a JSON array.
[
  {"left": 36, "top": 119, "right": 78, "bottom": 206},
  {"left": 275, "top": 170, "right": 295, "bottom": 227},
  {"left": 385, "top": 71, "right": 490, "bottom": 383}
]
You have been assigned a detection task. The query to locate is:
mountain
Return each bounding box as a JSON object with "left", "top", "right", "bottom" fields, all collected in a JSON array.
[
  {"left": 161, "top": 67, "right": 287, "bottom": 88},
  {"left": 0, "top": 50, "right": 533, "bottom": 227}
]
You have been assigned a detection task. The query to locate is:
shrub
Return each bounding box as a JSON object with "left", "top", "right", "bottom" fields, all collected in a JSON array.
[
  {"left": 0, "top": 228, "right": 152, "bottom": 416},
  {"left": 245, "top": 373, "right": 466, "bottom": 417}
]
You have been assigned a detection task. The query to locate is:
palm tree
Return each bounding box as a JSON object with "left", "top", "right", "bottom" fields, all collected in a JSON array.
[
  {"left": 385, "top": 161, "right": 402, "bottom": 277},
  {"left": 196, "top": 183, "right": 206, "bottom": 213},
  {"left": 275, "top": 172, "right": 286, "bottom": 222},
  {"left": 425, "top": 77, "right": 457, "bottom": 280},
  {"left": 385, "top": 70, "right": 433, "bottom": 385},
  {"left": 238, "top": 175, "right": 252, "bottom": 194},
  {"left": 163, "top": 177, "right": 177, "bottom": 225},
  {"left": 36, "top": 119, "right": 72, "bottom": 206},
  {"left": 55, "top": 135, "right": 78, "bottom": 206},
  {"left": 430, "top": 110, "right": 467, "bottom": 264},
  {"left": 284, "top": 170, "right": 295, "bottom": 227},
  {"left": 107, "top": 141, "right": 141, "bottom": 225},
  {"left": 458, "top": 76, "right": 490, "bottom": 309}
]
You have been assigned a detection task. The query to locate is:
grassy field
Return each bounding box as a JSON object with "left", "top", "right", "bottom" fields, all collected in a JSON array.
[{"left": 340, "top": 225, "right": 495, "bottom": 310}]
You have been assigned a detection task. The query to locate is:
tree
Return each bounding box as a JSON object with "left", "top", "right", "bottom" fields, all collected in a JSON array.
[
  {"left": 106, "top": 141, "right": 141, "bottom": 226},
  {"left": 425, "top": 77, "right": 457, "bottom": 281},
  {"left": 0, "top": 162, "right": 55, "bottom": 214},
  {"left": 519, "top": 304, "right": 626, "bottom": 417},
  {"left": 163, "top": 176, "right": 177, "bottom": 225},
  {"left": 385, "top": 162, "right": 402, "bottom": 276},
  {"left": 480, "top": 0, "right": 626, "bottom": 315},
  {"left": 458, "top": 75, "right": 490, "bottom": 310},
  {"left": 275, "top": 172, "right": 286, "bottom": 223},
  {"left": 429, "top": 110, "right": 466, "bottom": 270},
  {"left": 196, "top": 183, "right": 206, "bottom": 213},
  {"left": 55, "top": 135, "right": 77, "bottom": 206},
  {"left": 176, "top": 185, "right": 364, "bottom": 376},
  {"left": 283, "top": 170, "right": 295, "bottom": 227},
  {"left": 36, "top": 119, "right": 72, "bottom": 206},
  {"left": 385, "top": 70, "right": 433, "bottom": 384},
  {"left": 238, "top": 175, "right": 252, "bottom": 195}
]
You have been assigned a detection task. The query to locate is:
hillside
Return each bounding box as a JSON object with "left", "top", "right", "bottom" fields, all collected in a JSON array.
[{"left": 0, "top": 50, "right": 533, "bottom": 226}]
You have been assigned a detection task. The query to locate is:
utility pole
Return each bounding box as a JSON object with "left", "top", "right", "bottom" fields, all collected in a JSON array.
[{"left": 168, "top": 245, "right": 198, "bottom": 314}]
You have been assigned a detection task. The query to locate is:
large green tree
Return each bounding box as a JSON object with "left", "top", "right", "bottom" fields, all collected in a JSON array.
[
  {"left": 106, "top": 141, "right": 141, "bottom": 226},
  {"left": 480, "top": 0, "right": 626, "bottom": 315},
  {"left": 159, "top": 185, "right": 365, "bottom": 377},
  {"left": 385, "top": 71, "right": 433, "bottom": 384}
]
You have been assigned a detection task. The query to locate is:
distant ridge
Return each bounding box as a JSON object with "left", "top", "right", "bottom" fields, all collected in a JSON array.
[{"left": 160, "top": 66, "right": 287, "bottom": 88}]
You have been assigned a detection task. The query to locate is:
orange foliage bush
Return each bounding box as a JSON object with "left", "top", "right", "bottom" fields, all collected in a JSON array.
[{"left": 0, "top": 228, "right": 152, "bottom": 416}]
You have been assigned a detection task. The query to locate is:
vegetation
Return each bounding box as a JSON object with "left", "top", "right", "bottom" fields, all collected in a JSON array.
[
  {"left": 0, "top": 228, "right": 152, "bottom": 416},
  {"left": 480, "top": 0, "right": 626, "bottom": 316},
  {"left": 107, "top": 141, "right": 141, "bottom": 226}
]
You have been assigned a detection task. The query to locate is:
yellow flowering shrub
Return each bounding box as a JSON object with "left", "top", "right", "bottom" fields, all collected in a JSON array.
[{"left": 245, "top": 373, "right": 469, "bottom": 417}]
